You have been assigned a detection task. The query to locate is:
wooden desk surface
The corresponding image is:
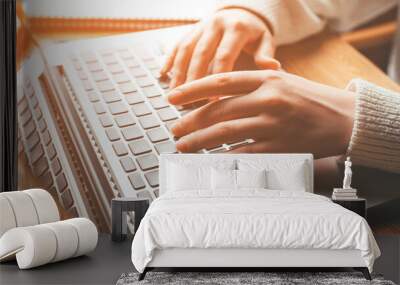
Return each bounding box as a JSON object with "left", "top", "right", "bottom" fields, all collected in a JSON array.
[
  {"left": 277, "top": 31, "right": 399, "bottom": 91},
  {"left": 19, "top": 28, "right": 400, "bottom": 232}
]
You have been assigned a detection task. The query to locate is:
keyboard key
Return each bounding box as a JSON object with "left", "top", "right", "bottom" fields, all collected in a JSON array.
[
  {"left": 125, "top": 91, "right": 145, "bottom": 105},
  {"left": 125, "top": 58, "right": 140, "bottom": 68},
  {"left": 105, "top": 128, "right": 121, "bottom": 141},
  {"left": 119, "top": 49, "right": 134, "bottom": 59},
  {"left": 115, "top": 114, "right": 135, "bottom": 127},
  {"left": 20, "top": 108, "right": 32, "bottom": 126},
  {"left": 92, "top": 70, "right": 108, "bottom": 82},
  {"left": 72, "top": 60, "right": 82, "bottom": 71},
  {"left": 151, "top": 69, "right": 161, "bottom": 79},
  {"left": 112, "top": 141, "right": 129, "bottom": 156},
  {"left": 119, "top": 82, "right": 137, "bottom": 94},
  {"left": 18, "top": 97, "right": 29, "bottom": 113},
  {"left": 93, "top": 102, "right": 106, "bottom": 114},
  {"left": 100, "top": 49, "right": 113, "bottom": 56},
  {"left": 99, "top": 114, "right": 114, "bottom": 127},
  {"left": 142, "top": 85, "right": 162, "bottom": 98},
  {"left": 144, "top": 59, "right": 159, "bottom": 69},
  {"left": 34, "top": 108, "right": 42, "bottom": 120},
  {"left": 78, "top": 70, "right": 88, "bottom": 80},
  {"left": 67, "top": 207, "right": 79, "bottom": 218},
  {"left": 138, "top": 190, "right": 152, "bottom": 199},
  {"left": 139, "top": 114, "right": 160, "bottom": 129},
  {"left": 81, "top": 51, "right": 97, "bottom": 63},
  {"left": 121, "top": 125, "right": 143, "bottom": 141},
  {"left": 108, "top": 63, "right": 124, "bottom": 74},
  {"left": 81, "top": 79, "right": 93, "bottom": 91},
  {"left": 129, "top": 67, "right": 147, "bottom": 78},
  {"left": 27, "top": 132, "right": 40, "bottom": 150},
  {"left": 30, "top": 96, "right": 39, "bottom": 108},
  {"left": 136, "top": 153, "right": 158, "bottom": 171},
  {"left": 42, "top": 130, "right": 51, "bottom": 146},
  {"left": 38, "top": 119, "right": 47, "bottom": 132},
  {"left": 96, "top": 80, "right": 114, "bottom": 92},
  {"left": 102, "top": 54, "right": 118, "bottom": 65},
  {"left": 157, "top": 107, "right": 178, "bottom": 121},
  {"left": 136, "top": 76, "right": 153, "bottom": 87},
  {"left": 155, "top": 141, "right": 177, "bottom": 154},
  {"left": 51, "top": 158, "right": 62, "bottom": 175},
  {"left": 56, "top": 173, "right": 68, "bottom": 192},
  {"left": 87, "top": 61, "right": 103, "bottom": 72},
  {"left": 134, "top": 48, "right": 153, "bottom": 61},
  {"left": 87, "top": 90, "right": 100, "bottom": 102},
  {"left": 120, "top": 157, "right": 136, "bottom": 172},
  {"left": 108, "top": 101, "right": 128, "bottom": 115},
  {"left": 149, "top": 96, "right": 168, "bottom": 109},
  {"left": 128, "top": 173, "right": 145, "bottom": 190},
  {"left": 42, "top": 171, "right": 54, "bottom": 189},
  {"left": 33, "top": 156, "right": 49, "bottom": 177},
  {"left": 128, "top": 139, "right": 152, "bottom": 155},
  {"left": 113, "top": 73, "right": 130, "bottom": 84},
  {"left": 102, "top": 90, "right": 121, "bottom": 103},
  {"left": 47, "top": 144, "right": 57, "bottom": 160},
  {"left": 61, "top": 189, "right": 74, "bottom": 209},
  {"left": 24, "top": 120, "right": 36, "bottom": 138},
  {"left": 145, "top": 170, "right": 159, "bottom": 187},
  {"left": 132, "top": 103, "right": 151, "bottom": 116},
  {"left": 147, "top": 127, "right": 169, "bottom": 143}
]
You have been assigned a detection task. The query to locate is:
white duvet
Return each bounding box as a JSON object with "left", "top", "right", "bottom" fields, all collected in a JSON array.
[{"left": 131, "top": 190, "right": 380, "bottom": 273}]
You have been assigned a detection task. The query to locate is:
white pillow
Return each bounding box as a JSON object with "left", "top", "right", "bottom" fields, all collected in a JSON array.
[
  {"left": 236, "top": 169, "right": 267, "bottom": 189},
  {"left": 166, "top": 158, "right": 236, "bottom": 193},
  {"left": 238, "top": 159, "right": 307, "bottom": 191},
  {"left": 211, "top": 169, "right": 267, "bottom": 191},
  {"left": 167, "top": 162, "right": 211, "bottom": 191},
  {"left": 211, "top": 168, "right": 236, "bottom": 190}
]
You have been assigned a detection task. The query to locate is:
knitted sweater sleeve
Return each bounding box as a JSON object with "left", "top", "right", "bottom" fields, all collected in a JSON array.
[
  {"left": 346, "top": 79, "right": 400, "bottom": 174},
  {"left": 216, "top": 0, "right": 397, "bottom": 45}
]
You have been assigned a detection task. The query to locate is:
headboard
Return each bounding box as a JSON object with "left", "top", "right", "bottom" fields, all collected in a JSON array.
[{"left": 159, "top": 154, "right": 314, "bottom": 195}]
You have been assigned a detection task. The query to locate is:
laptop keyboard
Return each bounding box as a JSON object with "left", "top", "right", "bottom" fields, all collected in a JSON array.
[
  {"left": 68, "top": 46, "right": 251, "bottom": 199},
  {"left": 18, "top": 79, "right": 79, "bottom": 218}
]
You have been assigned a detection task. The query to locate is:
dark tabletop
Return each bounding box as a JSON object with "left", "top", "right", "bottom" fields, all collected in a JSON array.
[{"left": 0, "top": 234, "right": 133, "bottom": 285}]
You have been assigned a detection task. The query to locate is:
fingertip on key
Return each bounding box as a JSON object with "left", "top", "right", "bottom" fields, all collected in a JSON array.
[
  {"left": 175, "top": 138, "right": 190, "bottom": 153},
  {"left": 167, "top": 89, "right": 182, "bottom": 105}
]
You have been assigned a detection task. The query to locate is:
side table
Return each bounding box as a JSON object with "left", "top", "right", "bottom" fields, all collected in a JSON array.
[{"left": 332, "top": 198, "right": 367, "bottom": 218}]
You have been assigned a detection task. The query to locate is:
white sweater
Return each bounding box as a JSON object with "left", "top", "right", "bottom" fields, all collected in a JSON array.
[{"left": 218, "top": 0, "right": 400, "bottom": 174}]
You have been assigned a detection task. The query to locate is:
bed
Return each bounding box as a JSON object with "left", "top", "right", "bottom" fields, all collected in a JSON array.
[{"left": 131, "top": 154, "right": 380, "bottom": 280}]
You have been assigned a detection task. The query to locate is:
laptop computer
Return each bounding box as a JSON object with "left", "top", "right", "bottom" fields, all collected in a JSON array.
[{"left": 17, "top": 25, "right": 253, "bottom": 232}]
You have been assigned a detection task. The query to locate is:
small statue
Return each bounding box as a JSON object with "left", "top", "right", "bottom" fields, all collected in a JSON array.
[{"left": 343, "top": 157, "right": 353, "bottom": 189}]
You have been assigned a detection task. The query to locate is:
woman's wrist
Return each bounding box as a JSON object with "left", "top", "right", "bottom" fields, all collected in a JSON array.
[{"left": 219, "top": 7, "right": 274, "bottom": 36}]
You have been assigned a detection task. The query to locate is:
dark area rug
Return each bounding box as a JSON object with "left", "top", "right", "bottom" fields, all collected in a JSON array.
[{"left": 116, "top": 272, "right": 395, "bottom": 285}]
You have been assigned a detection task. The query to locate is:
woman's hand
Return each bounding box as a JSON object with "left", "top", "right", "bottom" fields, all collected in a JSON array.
[
  {"left": 161, "top": 8, "right": 280, "bottom": 88},
  {"left": 168, "top": 70, "right": 356, "bottom": 158}
]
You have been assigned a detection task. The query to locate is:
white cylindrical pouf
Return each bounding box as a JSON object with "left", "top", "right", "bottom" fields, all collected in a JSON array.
[
  {"left": 0, "top": 196, "right": 17, "bottom": 237},
  {"left": 0, "top": 226, "right": 57, "bottom": 269},
  {"left": 24, "top": 189, "right": 60, "bottom": 224},
  {"left": 42, "top": 221, "right": 79, "bottom": 262},
  {"left": 0, "top": 192, "right": 39, "bottom": 227},
  {"left": 64, "top": 218, "right": 98, "bottom": 257}
]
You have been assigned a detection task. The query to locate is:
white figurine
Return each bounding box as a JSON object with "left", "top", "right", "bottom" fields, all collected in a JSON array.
[{"left": 343, "top": 157, "right": 353, "bottom": 189}]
